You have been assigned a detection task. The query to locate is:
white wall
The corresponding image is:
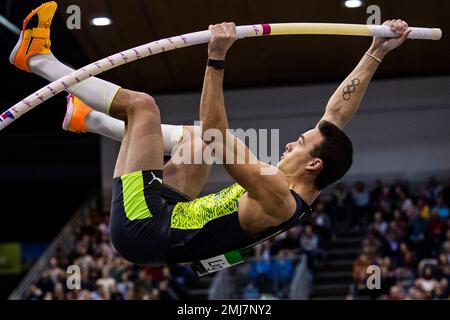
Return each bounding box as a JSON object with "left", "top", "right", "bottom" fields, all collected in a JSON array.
[{"left": 101, "top": 76, "right": 450, "bottom": 196}]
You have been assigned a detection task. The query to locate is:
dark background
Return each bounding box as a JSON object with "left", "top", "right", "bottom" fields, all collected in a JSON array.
[
  {"left": 0, "top": 0, "right": 97, "bottom": 297},
  {"left": 0, "top": 0, "right": 97, "bottom": 242}
]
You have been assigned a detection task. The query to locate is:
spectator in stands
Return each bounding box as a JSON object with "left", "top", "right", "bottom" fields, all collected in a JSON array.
[
  {"left": 271, "top": 225, "right": 301, "bottom": 255},
  {"left": 406, "top": 286, "right": 427, "bottom": 300},
  {"left": 379, "top": 257, "right": 396, "bottom": 296},
  {"left": 80, "top": 216, "right": 96, "bottom": 237},
  {"left": 109, "top": 257, "right": 125, "bottom": 281},
  {"left": 74, "top": 242, "right": 94, "bottom": 271},
  {"left": 385, "top": 284, "right": 406, "bottom": 300},
  {"left": 117, "top": 271, "right": 133, "bottom": 298},
  {"left": 300, "top": 225, "right": 321, "bottom": 270},
  {"left": 398, "top": 242, "right": 417, "bottom": 270},
  {"left": 234, "top": 263, "right": 252, "bottom": 294},
  {"left": 149, "top": 288, "right": 160, "bottom": 300},
  {"left": 26, "top": 284, "right": 43, "bottom": 300},
  {"left": 250, "top": 246, "right": 272, "bottom": 294},
  {"left": 158, "top": 279, "right": 179, "bottom": 300},
  {"left": 134, "top": 269, "right": 153, "bottom": 298},
  {"left": 394, "top": 267, "right": 415, "bottom": 290},
  {"left": 417, "top": 197, "right": 430, "bottom": 220},
  {"left": 399, "top": 191, "right": 415, "bottom": 218},
  {"left": 415, "top": 264, "right": 441, "bottom": 299},
  {"left": 408, "top": 211, "right": 427, "bottom": 254},
  {"left": 77, "top": 289, "right": 92, "bottom": 300},
  {"left": 390, "top": 213, "right": 407, "bottom": 240},
  {"left": 351, "top": 253, "right": 370, "bottom": 296},
  {"left": 36, "top": 270, "right": 54, "bottom": 295},
  {"left": 391, "top": 179, "right": 408, "bottom": 203},
  {"left": 352, "top": 181, "right": 370, "bottom": 228},
  {"left": 370, "top": 211, "right": 389, "bottom": 236},
  {"left": 98, "top": 215, "right": 110, "bottom": 235},
  {"left": 425, "top": 176, "right": 443, "bottom": 206},
  {"left": 168, "top": 264, "right": 196, "bottom": 290},
  {"left": 242, "top": 282, "right": 261, "bottom": 299},
  {"left": 370, "top": 179, "right": 384, "bottom": 206},
  {"left": 161, "top": 266, "right": 189, "bottom": 299},
  {"left": 47, "top": 257, "right": 64, "bottom": 284},
  {"left": 362, "top": 229, "right": 382, "bottom": 255},
  {"left": 96, "top": 266, "right": 116, "bottom": 294},
  {"left": 332, "top": 182, "right": 353, "bottom": 232},
  {"left": 271, "top": 249, "right": 294, "bottom": 298},
  {"left": 52, "top": 282, "right": 65, "bottom": 300},
  {"left": 312, "top": 201, "right": 332, "bottom": 243},
  {"left": 378, "top": 186, "right": 394, "bottom": 213},
  {"left": 436, "top": 254, "right": 450, "bottom": 300},
  {"left": 434, "top": 196, "right": 449, "bottom": 219},
  {"left": 383, "top": 231, "right": 401, "bottom": 262},
  {"left": 427, "top": 209, "right": 444, "bottom": 255}
]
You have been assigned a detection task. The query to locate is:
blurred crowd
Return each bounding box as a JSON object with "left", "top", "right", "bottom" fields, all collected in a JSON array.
[
  {"left": 344, "top": 177, "right": 450, "bottom": 300},
  {"left": 23, "top": 176, "right": 450, "bottom": 300},
  {"left": 231, "top": 201, "right": 332, "bottom": 299},
  {"left": 24, "top": 192, "right": 332, "bottom": 301},
  {"left": 25, "top": 211, "right": 196, "bottom": 300}
]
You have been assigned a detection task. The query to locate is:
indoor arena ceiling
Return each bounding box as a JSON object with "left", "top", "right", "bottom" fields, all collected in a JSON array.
[{"left": 5, "top": 0, "right": 450, "bottom": 95}]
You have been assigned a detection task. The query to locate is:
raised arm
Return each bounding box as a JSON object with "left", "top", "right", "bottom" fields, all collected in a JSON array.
[
  {"left": 320, "top": 19, "right": 411, "bottom": 129},
  {"left": 199, "top": 23, "right": 235, "bottom": 141},
  {"left": 199, "top": 23, "right": 291, "bottom": 206}
]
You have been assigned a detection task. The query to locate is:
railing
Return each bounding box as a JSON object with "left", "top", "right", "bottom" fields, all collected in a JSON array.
[
  {"left": 208, "top": 269, "right": 233, "bottom": 300},
  {"left": 289, "top": 254, "right": 311, "bottom": 299},
  {"left": 8, "top": 193, "right": 100, "bottom": 300}
]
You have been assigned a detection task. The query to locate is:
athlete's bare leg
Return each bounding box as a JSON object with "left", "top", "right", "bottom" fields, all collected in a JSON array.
[
  {"left": 163, "top": 126, "right": 211, "bottom": 199},
  {"left": 64, "top": 99, "right": 212, "bottom": 198},
  {"left": 109, "top": 89, "right": 164, "bottom": 178}
]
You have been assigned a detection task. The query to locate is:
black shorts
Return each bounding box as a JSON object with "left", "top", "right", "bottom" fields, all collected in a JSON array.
[{"left": 109, "top": 170, "right": 190, "bottom": 265}]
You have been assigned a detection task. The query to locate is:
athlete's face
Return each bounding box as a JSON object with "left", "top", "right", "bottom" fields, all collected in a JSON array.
[{"left": 277, "top": 128, "right": 324, "bottom": 178}]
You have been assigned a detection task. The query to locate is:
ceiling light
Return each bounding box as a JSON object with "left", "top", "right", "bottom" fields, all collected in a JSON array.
[
  {"left": 344, "top": 0, "right": 363, "bottom": 8},
  {"left": 91, "top": 17, "right": 112, "bottom": 26}
]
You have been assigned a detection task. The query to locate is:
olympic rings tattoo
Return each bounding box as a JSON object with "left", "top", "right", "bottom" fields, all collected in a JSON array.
[{"left": 342, "top": 78, "right": 361, "bottom": 101}]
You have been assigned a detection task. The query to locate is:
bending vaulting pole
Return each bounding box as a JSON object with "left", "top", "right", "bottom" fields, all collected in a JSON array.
[{"left": 0, "top": 23, "right": 442, "bottom": 131}]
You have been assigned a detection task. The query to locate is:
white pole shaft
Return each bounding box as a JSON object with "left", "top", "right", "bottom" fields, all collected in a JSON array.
[{"left": 368, "top": 25, "right": 442, "bottom": 40}]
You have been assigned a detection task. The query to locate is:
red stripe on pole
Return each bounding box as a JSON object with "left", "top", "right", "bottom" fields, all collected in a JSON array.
[{"left": 262, "top": 24, "right": 271, "bottom": 35}]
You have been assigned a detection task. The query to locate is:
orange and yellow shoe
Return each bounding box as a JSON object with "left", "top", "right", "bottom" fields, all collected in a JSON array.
[
  {"left": 62, "top": 95, "right": 93, "bottom": 133},
  {"left": 9, "top": 1, "right": 57, "bottom": 72}
]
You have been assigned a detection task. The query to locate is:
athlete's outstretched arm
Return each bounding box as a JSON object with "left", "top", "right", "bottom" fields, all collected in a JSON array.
[
  {"left": 199, "top": 23, "right": 292, "bottom": 209},
  {"left": 199, "top": 22, "right": 234, "bottom": 141},
  {"left": 320, "top": 19, "right": 410, "bottom": 129}
]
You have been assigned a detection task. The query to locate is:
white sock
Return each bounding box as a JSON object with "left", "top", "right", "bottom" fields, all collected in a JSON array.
[
  {"left": 29, "top": 53, "right": 120, "bottom": 115},
  {"left": 29, "top": 53, "right": 185, "bottom": 155},
  {"left": 85, "top": 110, "right": 124, "bottom": 142},
  {"left": 85, "top": 109, "right": 184, "bottom": 156}
]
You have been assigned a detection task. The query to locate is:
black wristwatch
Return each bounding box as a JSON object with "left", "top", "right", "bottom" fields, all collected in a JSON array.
[{"left": 207, "top": 58, "right": 226, "bottom": 70}]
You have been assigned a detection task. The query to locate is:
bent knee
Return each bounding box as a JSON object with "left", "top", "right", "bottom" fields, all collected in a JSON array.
[{"left": 127, "top": 92, "right": 160, "bottom": 119}]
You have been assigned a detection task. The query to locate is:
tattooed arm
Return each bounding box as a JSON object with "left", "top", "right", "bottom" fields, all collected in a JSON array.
[{"left": 319, "top": 19, "right": 411, "bottom": 129}]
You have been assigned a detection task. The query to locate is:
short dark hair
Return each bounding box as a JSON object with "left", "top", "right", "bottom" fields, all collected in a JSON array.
[{"left": 310, "top": 120, "right": 353, "bottom": 190}]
